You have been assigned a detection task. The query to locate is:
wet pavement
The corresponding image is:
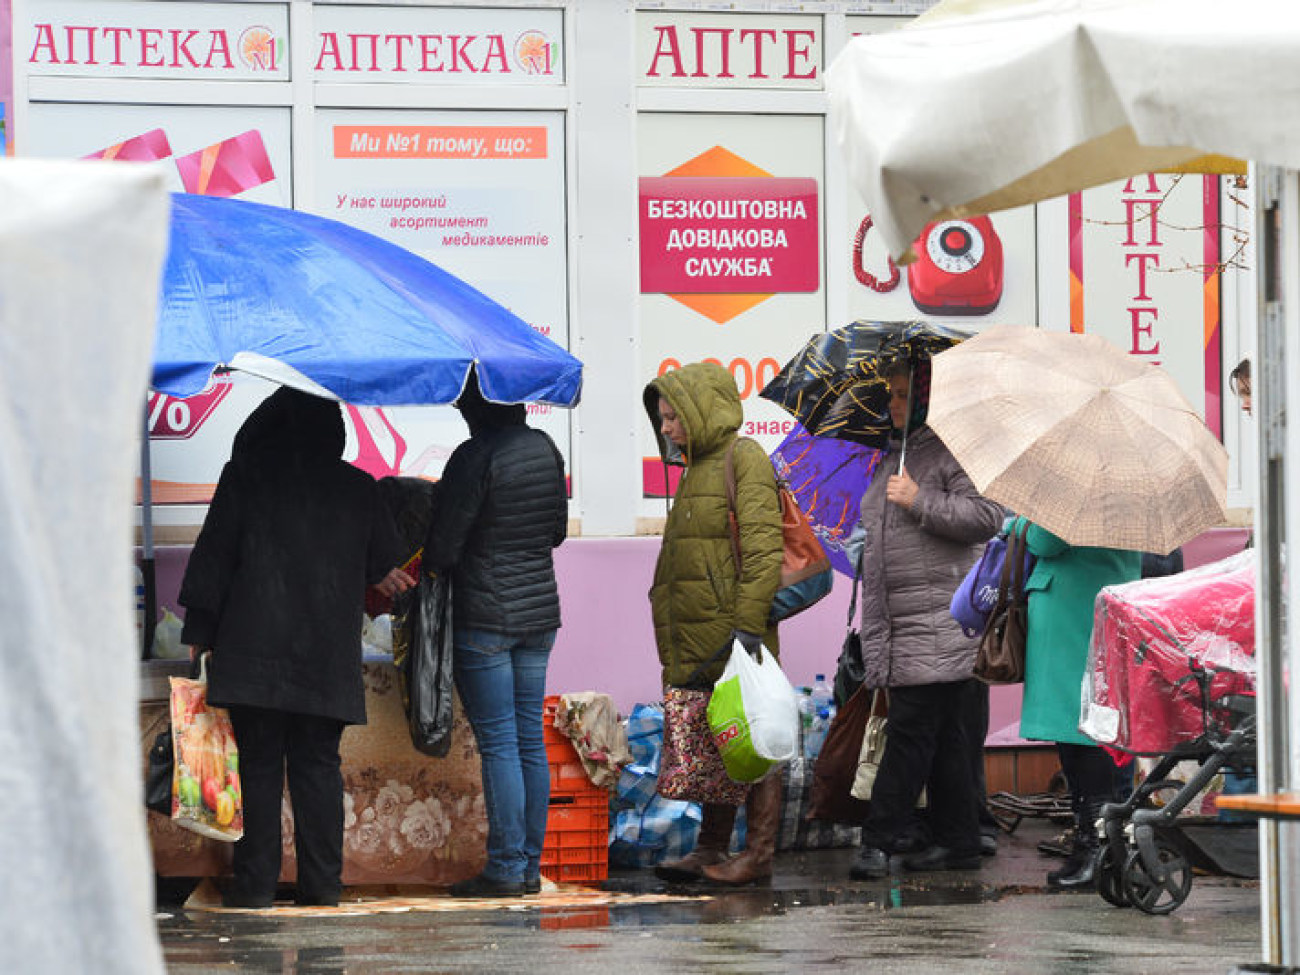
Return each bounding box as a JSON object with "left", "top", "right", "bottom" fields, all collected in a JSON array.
[{"left": 155, "top": 818, "right": 1264, "bottom": 974}]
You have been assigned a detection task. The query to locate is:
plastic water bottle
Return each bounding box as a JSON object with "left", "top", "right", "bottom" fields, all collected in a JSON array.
[
  {"left": 796, "top": 687, "right": 814, "bottom": 754},
  {"left": 810, "top": 673, "right": 834, "bottom": 715},
  {"left": 804, "top": 705, "right": 835, "bottom": 761}
]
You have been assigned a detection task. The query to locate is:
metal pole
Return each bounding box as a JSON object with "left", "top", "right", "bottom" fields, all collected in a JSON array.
[
  {"left": 1275, "top": 167, "right": 1300, "bottom": 967},
  {"left": 898, "top": 362, "right": 914, "bottom": 474},
  {"left": 1253, "top": 163, "right": 1297, "bottom": 967},
  {"left": 139, "top": 401, "right": 158, "bottom": 660}
]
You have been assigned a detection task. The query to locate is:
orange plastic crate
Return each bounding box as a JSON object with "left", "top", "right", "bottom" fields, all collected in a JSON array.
[
  {"left": 543, "top": 695, "right": 568, "bottom": 744},
  {"left": 541, "top": 696, "right": 609, "bottom": 886},
  {"left": 541, "top": 792, "right": 609, "bottom": 886}
]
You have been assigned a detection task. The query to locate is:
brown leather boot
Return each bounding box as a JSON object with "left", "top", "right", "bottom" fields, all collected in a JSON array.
[
  {"left": 700, "top": 773, "right": 782, "bottom": 885},
  {"left": 654, "top": 803, "right": 738, "bottom": 881}
]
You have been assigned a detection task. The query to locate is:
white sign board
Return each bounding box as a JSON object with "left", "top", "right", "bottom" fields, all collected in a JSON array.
[
  {"left": 25, "top": 1, "right": 289, "bottom": 80},
  {"left": 637, "top": 12, "right": 822, "bottom": 89},
  {"left": 312, "top": 5, "right": 564, "bottom": 85}
]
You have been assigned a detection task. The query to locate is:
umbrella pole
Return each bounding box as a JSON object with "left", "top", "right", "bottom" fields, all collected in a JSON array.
[
  {"left": 898, "top": 363, "right": 915, "bottom": 473},
  {"left": 139, "top": 402, "right": 158, "bottom": 661}
]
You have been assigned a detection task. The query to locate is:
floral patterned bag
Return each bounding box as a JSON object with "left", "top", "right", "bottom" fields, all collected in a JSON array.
[
  {"left": 168, "top": 654, "right": 243, "bottom": 842},
  {"left": 656, "top": 688, "right": 749, "bottom": 806}
]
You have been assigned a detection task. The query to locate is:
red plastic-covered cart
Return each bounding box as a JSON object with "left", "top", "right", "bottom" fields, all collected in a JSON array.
[
  {"left": 1082, "top": 551, "right": 1255, "bottom": 755},
  {"left": 1079, "top": 551, "right": 1257, "bottom": 916}
]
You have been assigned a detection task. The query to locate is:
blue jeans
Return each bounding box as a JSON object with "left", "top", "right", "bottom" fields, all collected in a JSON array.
[{"left": 453, "top": 627, "right": 555, "bottom": 883}]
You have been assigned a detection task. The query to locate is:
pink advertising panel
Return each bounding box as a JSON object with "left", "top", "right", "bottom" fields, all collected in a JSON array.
[
  {"left": 82, "top": 127, "right": 172, "bottom": 162},
  {"left": 639, "top": 175, "right": 820, "bottom": 294},
  {"left": 175, "top": 128, "right": 274, "bottom": 196},
  {"left": 635, "top": 115, "right": 826, "bottom": 504}
]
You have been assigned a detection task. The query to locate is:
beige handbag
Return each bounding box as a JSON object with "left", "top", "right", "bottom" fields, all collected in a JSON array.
[
  {"left": 850, "top": 689, "right": 926, "bottom": 807},
  {"left": 850, "top": 689, "right": 889, "bottom": 801}
]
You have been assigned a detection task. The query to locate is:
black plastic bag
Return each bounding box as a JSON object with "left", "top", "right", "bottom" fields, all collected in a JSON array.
[
  {"left": 833, "top": 630, "right": 865, "bottom": 709},
  {"left": 145, "top": 729, "right": 174, "bottom": 814},
  {"left": 402, "top": 572, "right": 455, "bottom": 757},
  {"left": 833, "top": 547, "right": 866, "bottom": 708}
]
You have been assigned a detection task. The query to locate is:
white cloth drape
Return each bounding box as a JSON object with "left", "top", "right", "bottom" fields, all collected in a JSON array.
[{"left": 0, "top": 160, "right": 169, "bottom": 975}]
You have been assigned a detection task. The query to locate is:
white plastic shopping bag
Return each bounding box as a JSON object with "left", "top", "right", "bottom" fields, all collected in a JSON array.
[{"left": 706, "top": 639, "right": 800, "bottom": 782}]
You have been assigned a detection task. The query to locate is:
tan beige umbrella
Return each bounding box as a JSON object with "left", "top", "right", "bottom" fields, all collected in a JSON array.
[{"left": 927, "top": 324, "right": 1228, "bottom": 555}]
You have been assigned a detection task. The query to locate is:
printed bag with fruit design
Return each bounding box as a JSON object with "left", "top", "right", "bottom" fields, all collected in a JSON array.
[{"left": 168, "top": 654, "right": 244, "bottom": 842}]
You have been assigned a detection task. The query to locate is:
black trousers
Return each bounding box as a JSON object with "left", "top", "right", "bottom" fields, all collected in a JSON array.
[
  {"left": 1056, "top": 741, "right": 1121, "bottom": 815},
  {"left": 228, "top": 705, "right": 347, "bottom": 902},
  {"left": 964, "top": 679, "right": 1000, "bottom": 831},
  {"left": 861, "top": 679, "right": 981, "bottom": 856}
]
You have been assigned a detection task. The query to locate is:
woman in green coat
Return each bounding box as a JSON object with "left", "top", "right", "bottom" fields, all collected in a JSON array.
[
  {"left": 643, "top": 361, "right": 785, "bottom": 886},
  {"left": 1013, "top": 516, "right": 1141, "bottom": 890}
]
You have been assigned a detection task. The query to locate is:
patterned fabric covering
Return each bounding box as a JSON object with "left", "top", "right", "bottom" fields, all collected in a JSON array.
[
  {"left": 554, "top": 692, "right": 633, "bottom": 790},
  {"left": 146, "top": 660, "right": 489, "bottom": 886},
  {"left": 610, "top": 704, "right": 704, "bottom": 868}
]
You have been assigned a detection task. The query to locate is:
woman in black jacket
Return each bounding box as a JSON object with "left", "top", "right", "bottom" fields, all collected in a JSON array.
[
  {"left": 180, "top": 388, "right": 402, "bottom": 908},
  {"left": 423, "top": 371, "right": 568, "bottom": 897}
]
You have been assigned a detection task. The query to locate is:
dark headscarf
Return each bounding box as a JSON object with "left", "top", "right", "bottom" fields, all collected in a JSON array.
[
  {"left": 907, "top": 357, "right": 932, "bottom": 430},
  {"left": 456, "top": 368, "right": 525, "bottom": 436},
  {"left": 232, "top": 387, "right": 345, "bottom": 463}
]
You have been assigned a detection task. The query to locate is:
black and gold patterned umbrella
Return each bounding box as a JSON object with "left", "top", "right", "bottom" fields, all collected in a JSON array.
[{"left": 760, "top": 320, "right": 970, "bottom": 448}]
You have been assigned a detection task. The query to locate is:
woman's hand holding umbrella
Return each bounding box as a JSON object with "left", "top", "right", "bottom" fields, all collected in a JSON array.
[{"left": 886, "top": 467, "right": 919, "bottom": 510}]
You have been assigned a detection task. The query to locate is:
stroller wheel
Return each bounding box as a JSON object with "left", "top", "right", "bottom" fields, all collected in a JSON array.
[
  {"left": 1122, "top": 839, "right": 1193, "bottom": 915},
  {"left": 1095, "top": 844, "right": 1129, "bottom": 908}
]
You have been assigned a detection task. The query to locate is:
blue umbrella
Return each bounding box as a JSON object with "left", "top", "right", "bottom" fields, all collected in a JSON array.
[
  {"left": 155, "top": 193, "right": 583, "bottom": 407},
  {"left": 140, "top": 193, "right": 583, "bottom": 657},
  {"left": 771, "top": 424, "right": 885, "bottom": 578}
]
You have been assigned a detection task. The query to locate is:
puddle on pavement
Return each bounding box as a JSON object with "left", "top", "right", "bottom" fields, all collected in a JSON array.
[
  {"left": 574, "top": 880, "right": 1003, "bottom": 928},
  {"left": 159, "top": 878, "right": 1007, "bottom": 949},
  {"left": 360, "top": 879, "right": 1006, "bottom": 935}
]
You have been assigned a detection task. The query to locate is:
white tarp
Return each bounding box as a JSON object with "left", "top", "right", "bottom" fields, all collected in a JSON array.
[
  {"left": 0, "top": 161, "right": 169, "bottom": 974},
  {"left": 827, "top": 0, "right": 1300, "bottom": 259}
]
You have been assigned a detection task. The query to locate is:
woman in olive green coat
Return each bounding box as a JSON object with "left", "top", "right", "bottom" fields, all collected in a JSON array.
[
  {"left": 1013, "top": 516, "right": 1141, "bottom": 890},
  {"left": 643, "top": 361, "right": 784, "bottom": 886}
]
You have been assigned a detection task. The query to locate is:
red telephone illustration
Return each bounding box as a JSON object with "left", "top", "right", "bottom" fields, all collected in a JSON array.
[{"left": 853, "top": 214, "right": 1004, "bottom": 316}]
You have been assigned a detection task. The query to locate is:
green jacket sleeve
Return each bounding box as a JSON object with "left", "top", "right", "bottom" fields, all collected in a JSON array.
[{"left": 731, "top": 438, "right": 783, "bottom": 634}]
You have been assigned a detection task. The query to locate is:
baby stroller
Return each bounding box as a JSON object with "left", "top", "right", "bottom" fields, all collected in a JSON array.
[{"left": 1078, "top": 551, "right": 1256, "bottom": 915}]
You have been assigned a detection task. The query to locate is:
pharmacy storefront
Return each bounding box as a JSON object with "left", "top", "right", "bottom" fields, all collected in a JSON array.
[{"left": 3, "top": 0, "right": 1253, "bottom": 707}]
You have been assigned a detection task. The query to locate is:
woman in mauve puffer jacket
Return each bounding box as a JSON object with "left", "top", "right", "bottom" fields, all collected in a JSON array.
[{"left": 849, "top": 358, "right": 1002, "bottom": 882}]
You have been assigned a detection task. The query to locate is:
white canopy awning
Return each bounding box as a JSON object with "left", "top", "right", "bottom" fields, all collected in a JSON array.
[{"left": 827, "top": 0, "right": 1300, "bottom": 259}]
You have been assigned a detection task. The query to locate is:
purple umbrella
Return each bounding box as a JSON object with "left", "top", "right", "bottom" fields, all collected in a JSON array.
[{"left": 771, "top": 424, "right": 885, "bottom": 577}]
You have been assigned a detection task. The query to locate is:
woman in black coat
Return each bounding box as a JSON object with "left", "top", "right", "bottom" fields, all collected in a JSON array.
[{"left": 180, "top": 388, "right": 402, "bottom": 908}]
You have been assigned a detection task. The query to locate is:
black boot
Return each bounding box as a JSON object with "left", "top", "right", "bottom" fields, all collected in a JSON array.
[{"left": 1048, "top": 801, "right": 1101, "bottom": 891}]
